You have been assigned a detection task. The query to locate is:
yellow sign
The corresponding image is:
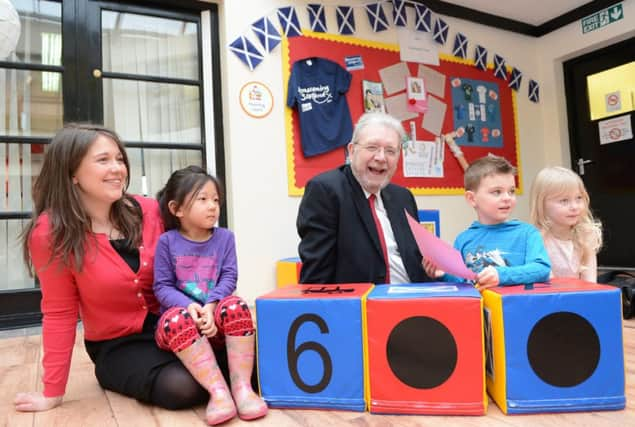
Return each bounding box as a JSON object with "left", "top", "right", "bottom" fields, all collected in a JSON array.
[{"left": 587, "top": 61, "right": 634, "bottom": 120}]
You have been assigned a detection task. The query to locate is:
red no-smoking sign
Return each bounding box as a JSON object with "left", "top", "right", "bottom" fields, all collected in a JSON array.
[
  {"left": 609, "top": 128, "right": 622, "bottom": 140},
  {"left": 607, "top": 94, "right": 619, "bottom": 106}
]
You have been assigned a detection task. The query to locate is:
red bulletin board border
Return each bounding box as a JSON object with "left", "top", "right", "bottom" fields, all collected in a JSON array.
[{"left": 283, "top": 31, "right": 522, "bottom": 196}]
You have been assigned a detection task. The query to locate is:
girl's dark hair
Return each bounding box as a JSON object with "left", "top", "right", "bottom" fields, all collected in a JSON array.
[
  {"left": 156, "top": 165, "right": 224, "bottom": 231},
  {"left": 22, "top": 123, "right": 142, "bottom": 273}
]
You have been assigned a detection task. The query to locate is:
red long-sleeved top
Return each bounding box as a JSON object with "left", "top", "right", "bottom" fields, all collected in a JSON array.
[{"left": 30, "top": 196, "right": 163, "bottom": 397}]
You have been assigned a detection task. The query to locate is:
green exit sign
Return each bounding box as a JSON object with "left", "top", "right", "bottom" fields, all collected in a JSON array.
[{"left": 581, "top": 3, "right": 624, "bottom": 34}]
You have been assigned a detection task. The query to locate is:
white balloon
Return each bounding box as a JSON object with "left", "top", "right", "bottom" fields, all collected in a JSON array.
[{"left": 0, "top": 0, "right": 21, "bottom": 60}]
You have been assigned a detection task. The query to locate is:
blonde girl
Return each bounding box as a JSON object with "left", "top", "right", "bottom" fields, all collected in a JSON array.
[{"left": 530, "top": 166, "right": 602, "bottom": 282}]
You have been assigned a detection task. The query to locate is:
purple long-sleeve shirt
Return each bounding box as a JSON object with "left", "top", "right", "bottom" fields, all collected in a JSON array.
[{"left": 153, "top": 228, "right": 237, "bottom": 312}]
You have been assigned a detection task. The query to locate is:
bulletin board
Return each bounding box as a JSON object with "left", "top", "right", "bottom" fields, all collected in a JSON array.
[{"left": 284, "top": 31, "right": 521, "bottom": 196}]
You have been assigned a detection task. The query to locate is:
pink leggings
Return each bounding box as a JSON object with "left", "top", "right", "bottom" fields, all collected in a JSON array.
[{"left": 155, "top": 295, "right": 253, "bottom": 353}]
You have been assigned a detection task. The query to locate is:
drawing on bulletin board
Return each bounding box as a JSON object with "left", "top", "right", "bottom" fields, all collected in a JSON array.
[
  {"left": 362, "top": 80, "right": 386, "bottom": 113},
  {"left": 283, "top": 31, "right": 521, "bottom": 196},
  {"left": 450, "top": 77, "right": 502, "bottom": 147}
]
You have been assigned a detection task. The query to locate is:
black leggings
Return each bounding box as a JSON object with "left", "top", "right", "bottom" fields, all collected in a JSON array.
[{"left": 84, "top": 314, "right": 257, "bottom": 409}]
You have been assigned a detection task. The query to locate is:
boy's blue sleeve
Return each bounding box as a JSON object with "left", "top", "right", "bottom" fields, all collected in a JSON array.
[
  {"left": 440, "top": 273, "right": 467, "bottom": 283},
  {"left": 496, "top": 227, "right": 551, "bottom": 285}
]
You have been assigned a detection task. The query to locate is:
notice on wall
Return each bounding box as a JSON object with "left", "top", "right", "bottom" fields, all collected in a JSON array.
[
  {"left": 402, "top": 139, "right": 444, "bottom": 178},
  {"left": 598, "top": 114, "right": 633, "bottom": 145}
]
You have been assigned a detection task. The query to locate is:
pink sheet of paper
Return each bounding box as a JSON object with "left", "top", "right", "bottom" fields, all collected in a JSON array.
[{"left": 405, "top": 210, "right": 477, "bottom": 281}]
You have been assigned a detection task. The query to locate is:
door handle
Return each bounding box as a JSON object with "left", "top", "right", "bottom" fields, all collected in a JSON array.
[{"left": 577, "top": 158, "right": 593, "bottom": 176}]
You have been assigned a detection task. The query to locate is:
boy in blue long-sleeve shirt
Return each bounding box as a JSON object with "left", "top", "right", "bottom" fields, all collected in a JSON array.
[{"left": 424, "top": 154, "right": 550, "bottom": 290}]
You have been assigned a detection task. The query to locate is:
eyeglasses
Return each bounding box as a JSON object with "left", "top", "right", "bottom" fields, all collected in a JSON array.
[{"left": 355, "top": 143, "right": 400, "bottom": 158}]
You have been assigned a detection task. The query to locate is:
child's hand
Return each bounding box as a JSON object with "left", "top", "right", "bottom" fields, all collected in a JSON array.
[
  {"left": 423, "top": 258, "right": 445, "bottom": 279},
  {"left": 186, "top": 302, "right": 204, "bottom": 325},
  {"left": 199, "top": 302, "right": 218, "bottom": 337},
  {"left": 475, "top": 266, "right": 500, "bottom": 291}
]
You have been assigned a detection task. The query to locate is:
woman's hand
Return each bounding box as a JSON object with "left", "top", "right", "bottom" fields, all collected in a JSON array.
[
  {"left": 199, "top": 302, "right": 218, "bottom": 337},
  {"left": 475, "top": 266, "right": 500, "bottom": 291},
  {"left": 14, "top": 392, "right": 63, "bottom": 412},
  {"left": 423, "top": 258, "right": 445, "bottom": 279}
]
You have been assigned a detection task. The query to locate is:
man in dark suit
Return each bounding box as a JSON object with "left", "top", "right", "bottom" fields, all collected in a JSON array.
[{"left": 297, "top": 112, "right": 431, "bottom": 284}]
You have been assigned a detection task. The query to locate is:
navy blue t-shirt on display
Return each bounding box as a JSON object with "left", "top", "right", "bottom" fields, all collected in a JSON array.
[{"left": 287, "top": 57, "right": 353, "bottom": 157}]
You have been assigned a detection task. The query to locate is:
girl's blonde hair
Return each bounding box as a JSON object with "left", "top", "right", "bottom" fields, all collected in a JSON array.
[{"left": 530, "top": 166, "right": 602, "bottom": 260}]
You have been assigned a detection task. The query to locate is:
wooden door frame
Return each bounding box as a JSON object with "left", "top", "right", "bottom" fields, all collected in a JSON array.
[{"left": 0, "top": 0, "right": 224, "bottom": 330}]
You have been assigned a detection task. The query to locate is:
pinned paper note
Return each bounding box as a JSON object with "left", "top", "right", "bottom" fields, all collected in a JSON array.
[
  {"left": 406, "top": 76, "right": 427, "bottom": 114},
  {"left": 379, "top": 62, "right": 409, "bottom": 95},
  {"left": 405, "top": 210, "right": 477, "bottom": 281}
]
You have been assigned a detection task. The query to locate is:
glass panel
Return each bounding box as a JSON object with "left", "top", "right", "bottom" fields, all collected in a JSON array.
[
  {"left": 0, "top": 219, "right": 33, "bottom": 290},
  {"left": 0, "top": 143, "right": 44, "bottom": 212},
  {"left": 7, "top": 0, "right": 62, "bottom": 65},
  {"left": 126, "top": 148, "right": 202, "bottom": 197},
  {"left": 1, "top": 68, "right": 63, "bottom": 137},
  {"left": 102, "top": 10, "right": 199, "bottom": 80},
  {"left": 103, "top": 79, "right": 201, "bottom": 143},
  {"left": 587, "top": 61, "right": 635, "bottom": 120}
]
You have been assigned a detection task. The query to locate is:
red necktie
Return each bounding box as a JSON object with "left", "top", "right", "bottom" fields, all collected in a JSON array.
[{"left": 368, "top": 194, "right": 390, "bottom": 283}]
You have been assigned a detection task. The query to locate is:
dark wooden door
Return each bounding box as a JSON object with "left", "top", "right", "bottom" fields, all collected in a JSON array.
[{"left": 563, "top": 37, "right": 635, "bottom": 268}]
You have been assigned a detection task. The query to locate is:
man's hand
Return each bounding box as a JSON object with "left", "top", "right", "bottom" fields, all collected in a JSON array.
[
  {"left": 14, "top": 392, "right": 63, "bottom": 412},
  {"left": 423, "top": 258, "right": 445, "bottom": 279}
]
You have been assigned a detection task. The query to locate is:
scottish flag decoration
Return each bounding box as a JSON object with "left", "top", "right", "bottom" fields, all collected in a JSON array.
[
  {"left": 433, "top": 17, "right": 449, "bottom": 44},
  {"left": 509, "top": 67, "right": 523, "bottom": 91},
  {"left": 366, "top": 3, "right": 389, "bottom": 32},
  {"left": 337, "top": 6, "right": 356, "bottom": 35},
  {"left": 277, "top": 6, "right": 302, "bottom": 37},
  {"left": 251, "top": 17, "right": 280, "bottom": 53},
  {"left": 528, "top": 79, "right": 540, "bottom": 103},
  {"left": 392, "top": 0, "right": 407, "bottom": 27},
  {"left": 307, "top": 4, "right": 327, "bottom": 33},
  {"left": 453, "top": 33, "right": 468, "bottom": 59},
  {"left": 229, "top": 36, "right": 263, "bottom": 71},
  {"left": 414, "top": 4, "right": 432, "bottom": 32},
  {"left": 474, "top": 45, "right": 487, "bottom": 71},
  {"left": 493, "top": 54, "right": 507, "bottom": 80}
]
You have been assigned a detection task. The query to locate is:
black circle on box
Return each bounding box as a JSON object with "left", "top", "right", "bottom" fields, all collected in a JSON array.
[
  {"left": 527, "top": 311, "right": 600, "bottom": 387},
  {"left": 386, "top": 316, "right": 457, "bottom": 389}
]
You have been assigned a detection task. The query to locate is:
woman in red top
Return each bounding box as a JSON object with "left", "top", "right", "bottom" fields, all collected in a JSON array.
[{"left": 14, "top": 124, "right": 210, "bottom": 412}]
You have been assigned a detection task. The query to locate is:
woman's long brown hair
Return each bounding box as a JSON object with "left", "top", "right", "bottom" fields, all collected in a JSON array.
[{"left": 22, "top": 123, "right": 143, "bottom": 273}]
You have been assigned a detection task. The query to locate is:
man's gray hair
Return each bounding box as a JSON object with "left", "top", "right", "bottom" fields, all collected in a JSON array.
[{"left": 351, "top": 112, "right": 406, "bottom": 145}]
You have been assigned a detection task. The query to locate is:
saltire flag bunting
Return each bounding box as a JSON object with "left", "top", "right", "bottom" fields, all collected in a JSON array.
[
  {"left": 366, "top": 2, "right": 389, "bottom": 32},
  {"left": 277, "top": 6, "right": 302, "bottom": 37},
  {"left": 307, "top": 4, "right": 327, "bottom": 33},
  {"left": 229, "top": 36, "right": 263, "bottom": 71},
  {"left": 453, "top": 33, "right": 468, "bottom": 59},
  {"left": 474, "top": 45, "right": 487, "bottom": 71},
  {"left": 337, "top": 6, "right": 355, "bottom": 35},
  {"left": 433, "top": 17, "right": 449, "bottom": 44},
  {"left": 392, "top": 0, "right": 407, "bottom": 27},
  {"left": 414, "top": 3, "right": 432, "bottom": 32},
  {"left": 509, "top": 67, "right": 523, "bottom": 91},
  {"left": 493, "top": 54, "right": 507, "bottom": 80},
  {"left": 528, "top": 79, "right": 540, "bottom": 103},
  {"left": 251, "top": 17, "right": 280, "bottom": 53}
]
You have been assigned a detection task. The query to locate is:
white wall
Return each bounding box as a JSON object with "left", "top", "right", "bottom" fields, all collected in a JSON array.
[{"left": 215, "top": 0, "right": 634, "bottom": 304}]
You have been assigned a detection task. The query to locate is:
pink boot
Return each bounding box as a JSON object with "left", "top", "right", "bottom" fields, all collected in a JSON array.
[
  {"left": 226, "top": 335, "right": 268, "bottom": 420},
  {"left": 177, "top": 338, "right": 237, "bottom": 425}
]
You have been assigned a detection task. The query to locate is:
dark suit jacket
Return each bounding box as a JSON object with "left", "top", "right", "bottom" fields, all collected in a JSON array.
[{"left": 296, "top": 164, "right": 431, "bottom": 284}]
